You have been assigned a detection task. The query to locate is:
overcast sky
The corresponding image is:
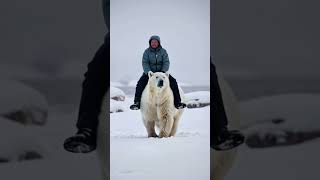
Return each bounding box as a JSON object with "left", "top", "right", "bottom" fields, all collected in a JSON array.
[{"left": 110, "top": 0, "right": 210, "bottom": 85}]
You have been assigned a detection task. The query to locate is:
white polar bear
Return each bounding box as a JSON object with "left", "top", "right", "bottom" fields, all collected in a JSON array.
[
  {"left": 211, "top": 74, "right": 240, "bottom": 180},
  {"left": 140, "top": 71, "right": 185, "bottom": 138}
]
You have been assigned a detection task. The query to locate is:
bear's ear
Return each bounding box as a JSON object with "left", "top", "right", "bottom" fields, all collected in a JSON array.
[
  {"left": 165, "top": 71, "right": 170, "bottom": 77},
  {"left": 148, "top": 71, "right": 154, "bottom": 78}
]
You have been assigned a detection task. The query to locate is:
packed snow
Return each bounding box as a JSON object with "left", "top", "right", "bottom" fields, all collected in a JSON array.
[
  {"left": 110, "top": 87, "right": 126, "bottom": 101},
  {"left": 110, "top": 106, "right": 210, "bottom": 180}
]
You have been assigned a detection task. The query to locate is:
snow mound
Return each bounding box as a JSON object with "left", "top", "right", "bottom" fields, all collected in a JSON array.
[
  {"left": 0, "top": 117, "right": 48, "bottom": 163},
  {"left": 185, "top": 91, "right": 210, "bottom": 108},
  {"left": 110, "top": 99, "right": 126, "bottom": 113},
  {"left": 239, "top": 94, "right": 320, "bottom": 148},
  {"left": 110, "top": 88, "right": 132, "bottom": 113},
  {"left": 0, "top": 79, "right": 48, "bottom": 126},
  {"left": 110, "top": 86, "right": 126, "bottom": 101}
]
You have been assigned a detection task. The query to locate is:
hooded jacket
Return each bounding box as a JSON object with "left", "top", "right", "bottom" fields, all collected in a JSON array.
[{"left": 142, "top": 35, "right": 170, "bottom": 74}]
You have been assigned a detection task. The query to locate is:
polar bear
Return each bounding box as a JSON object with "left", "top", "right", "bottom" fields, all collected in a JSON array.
[
  {"left": 140, "top": 71, "right": 185, "bottom": 138},
  {"left": 211, "top": 74, "right": 240, "bottom": 180}
]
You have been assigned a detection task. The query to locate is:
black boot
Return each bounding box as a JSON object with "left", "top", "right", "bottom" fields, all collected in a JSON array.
[
  {"left": 168, "top": 75, "right": 186, "bottom": 109},
  {"left": 63, "top": 128, "right": 97, "bottom": 153},
  {"left": 212, "top": 127, "right": 245, "bottom": 151},
  {"left": 130, "top": 74, "right": 149, "bottom": 110},
  {"left": 175, "top": 102, "right": 186, "bottom": 109},
  {"left": 130, "top": 101, "right": 140, "bottom": 110}
]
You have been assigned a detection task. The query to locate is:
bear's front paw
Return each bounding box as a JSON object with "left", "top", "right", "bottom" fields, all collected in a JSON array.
[{"left": 159, "top": 131, "right": 169, "bottom": 138}]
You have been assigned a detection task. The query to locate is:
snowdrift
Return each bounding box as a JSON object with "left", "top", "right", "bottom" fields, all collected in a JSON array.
[{"left": 0, "top": 79, "right": 48, "bottom": 126}]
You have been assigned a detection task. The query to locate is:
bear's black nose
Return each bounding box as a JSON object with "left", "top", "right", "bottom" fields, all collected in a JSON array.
[{"left": 158, "top": 80, "right": 164, "bottom": 87}]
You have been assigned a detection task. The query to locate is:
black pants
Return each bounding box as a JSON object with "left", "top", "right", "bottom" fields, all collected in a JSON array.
[
  {"left": 211, "top": 60, "right": 228, "bottom": 144},
  {"left": 134, "top": 73, "right": 182, "bottom": 107},
  {"left": 76, "top": 36, "right": 109, "bottom": 132}
]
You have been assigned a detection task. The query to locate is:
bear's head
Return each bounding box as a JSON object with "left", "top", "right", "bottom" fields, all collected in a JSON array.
[{"left": 148, "top": 72, "right": 170, "bottom": 92}]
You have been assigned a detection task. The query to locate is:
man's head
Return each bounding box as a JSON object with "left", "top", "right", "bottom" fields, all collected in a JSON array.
[
  {"left": 150, "top": 39, "right": 159, "bottom": 49},
  {"left": 149, "top": 35, "right": 161, "bottom": 49}
]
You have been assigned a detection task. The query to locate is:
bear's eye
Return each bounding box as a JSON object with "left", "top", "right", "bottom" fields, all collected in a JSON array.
[{"left": 156, "top": 76, "right": 159, "bottom": 79}]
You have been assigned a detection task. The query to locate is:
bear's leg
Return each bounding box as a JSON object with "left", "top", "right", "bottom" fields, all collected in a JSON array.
[
  {"left": 169, "top": 117, "right": 180, "bottom": 137},
  {"left": 159, "top": 115, "right": 174, "bottom": 138},
  {"left": 144, "top": 120, "right": 158, "bottom": 138}
]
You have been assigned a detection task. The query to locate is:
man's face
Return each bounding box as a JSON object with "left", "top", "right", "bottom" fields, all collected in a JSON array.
[{"left": 150, "top": 39, "right": 159, "bottom": 49}]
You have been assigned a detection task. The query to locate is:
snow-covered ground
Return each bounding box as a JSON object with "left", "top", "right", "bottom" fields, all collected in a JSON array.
[
  {"left": 110, "top": 86, "right": 211, "bottom": 180},
  {"left": 110, "top": 106, "right": 210, "bottom": 180}
]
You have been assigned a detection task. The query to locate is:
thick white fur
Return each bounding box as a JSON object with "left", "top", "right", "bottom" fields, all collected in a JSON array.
[{"left": 140, "top": 72, "right": 185, "bottom": 138}]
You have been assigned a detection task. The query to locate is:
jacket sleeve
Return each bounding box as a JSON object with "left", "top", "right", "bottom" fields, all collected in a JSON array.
[
  {"left": 142, "top": 50, "right": 151, "bottom": 74},
  {"left": 161, "top": 49, "right": 170, "bottom": 72}
]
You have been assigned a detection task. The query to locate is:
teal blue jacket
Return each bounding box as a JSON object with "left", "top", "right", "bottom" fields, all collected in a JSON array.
[{"left": 142, "top": 35, "right": 170, "bottom": 74}]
